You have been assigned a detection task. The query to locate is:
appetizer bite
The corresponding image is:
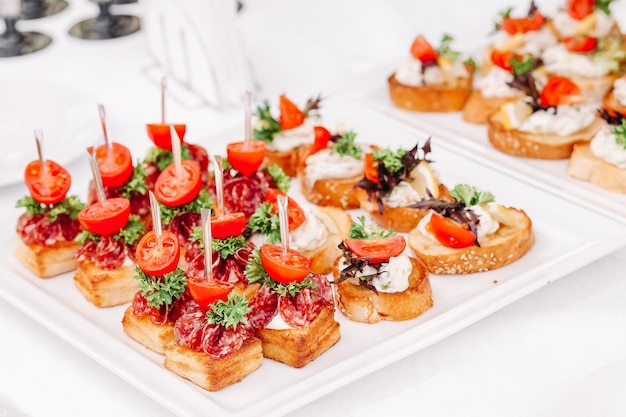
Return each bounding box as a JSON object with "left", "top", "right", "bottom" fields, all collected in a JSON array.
[
  {"left": 253, "top": 94, "right": 323, "bottom": 177},
  {"left": 408, "top": 184, "right": 534, "bottom": 274},
  {"left": 332, "top": 216, "right": 432, "bottom": 324},
  {"left": 388, "top": 34, "right": 474, "bottom": 112},
  {"left": 567, "top": 110, "right": 626, "bottom": 193},
  {"left": 354, "top": 139, "right": 449, "bottom": 233}
]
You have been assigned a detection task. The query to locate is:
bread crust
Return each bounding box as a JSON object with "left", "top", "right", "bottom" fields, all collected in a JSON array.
[
  {"left": 301, "top": 206, "right": 352, "bottom": 275},
  {"left": 14, "top": 236, "right": 78, "bottom": 278},
  {"left": 567, "top": 142, "right": 626, "bottom": 193},
  {"left": 332, "top": 256, "right": 433, "bottom": 323},
  {"left": 602, "top": 90, "right": 626, "bottom": 115},
  {"left": 73, "top": 260, "right": 137, "bottom": 308},
  {"left": 408, "top": 208, "right": 534, "bottom": 274},
  {"left": 486, "top": 111, "right": 604, "bottom": 159},
  {"left": 462, "top": 89, "right": 524, "bottom": 124},
  {"left": 256, "top": 306, "right": 340, "bottom": 368},
  {"left": 264, "top": 147, "right": 300, "bottom": 177},
  {"left": 121, "top": 305, "right": 175, "bottom": 354},
  {"left": 164, "top": 337, "right": 263, "bottom": 391},
  {"left": 387, "top": 68, "right": 473, "bottom": 113}
]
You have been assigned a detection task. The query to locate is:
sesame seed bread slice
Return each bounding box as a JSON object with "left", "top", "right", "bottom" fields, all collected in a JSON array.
[{"left": 567, "top": 142, "right": 626, "bottom": 193}]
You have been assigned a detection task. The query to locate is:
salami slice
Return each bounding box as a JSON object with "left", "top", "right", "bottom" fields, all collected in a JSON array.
[
  {"left": 94, "top": 235, "right": 126, "bottom": 270},
  {"left": 174, "top": 309, "right": 207, "bottom": 351},
  {"left": 201, "top": 323, "right": 245, "bottom": 359},
  {"left": 247, "top": 285, "right": 279, "bottom": 330},
  {"left": 279, "top": 287, "right": 322, "bottom": 328},
  {"left": 167, "top": 211, "right": 201, "bottom": 246},
  {"left": 309, "top": 272, "right": 335, "bottom": 307},
  {"left": 17, "top": 213, "right": 67, "bottom": 246}
]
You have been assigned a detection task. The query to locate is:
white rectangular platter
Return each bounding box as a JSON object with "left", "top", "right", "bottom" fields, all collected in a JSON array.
[
  {"left": 2, "top": 98, "right": 626, "bottom": 417},
  {"left": 330, "top": 62, "right": 626, "bottom": 224}
]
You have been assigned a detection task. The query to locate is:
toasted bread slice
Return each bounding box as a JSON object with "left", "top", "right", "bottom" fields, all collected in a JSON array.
[
  {"left": 256, "top": 306, "right": 340, "bottom": 368},
  {"left": 301, "top": 206, "right": 352, "bottom": 275},
  {"left": 164, "top": 337, "right": 263, "bottom": 391},
  {"left": 602, "top": 90, "right": 626, "bottom": 115},
  {"left": 462, "top": 89, "right": 524, "bottom": 124},
  {"left": 121, "top": 305, "right": 174, "bottom": 354},
  {"left": 264, "top": 148, "right": 300, "bottom": 177},
  {"left": 14, "top": 236, "right": 78, "bottom": 278},
  {"left": 73, "top": 260, "right": 137, "bottom": 308},
  {"left": 567, "top": 142, "right": 626, "bottom": 193},
  {"left": 486, "top": 111, "right": 604, "bottom": 159},
  {"left": 408, "top": 208, "right": 534, "bottom": 274},
  {"left": 332, "top": 256, "right": 433, "bottom": 324},
  {"left": 387, "top": 68, "right": 474, "bottom": 112}
]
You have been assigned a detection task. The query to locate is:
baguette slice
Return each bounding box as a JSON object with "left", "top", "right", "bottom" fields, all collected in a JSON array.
[
  {"left": 121, "top": 305, "right": 174, "bottom": 354},
  {"left": 256, "top": 306, "right": 340, "bottom": 368},
  {"left": 264, "top": 147, "right": 300, "bottom": 177},
  {"left": 408, "top": 208, "right": 534, "bottom": 274},
  {"left": 301, "top": 206, "right": 352, "bottom": 275},
  {"left": 332, "top": 256, "right": 432, "bottom": 324},
  {"left": 387, "top": 67, "right": 474, "bottom": 112},
  {"left": 567, "top": 142, "right": 626, "bottom": 193},
  {"left": 15, "top": 236, "right": 78, "bottom": 278},
  {"left": 486, "top": 110, "right": 604, "bottom": 159},
  {"left": 73, "top": 260, "right": 137, "bottom": 308},
  {"left": 164, "top": 337, "right": 263, "bottom": 391},
  {"left": 462, "top": 89, "right": 524, "bottom": 124}
]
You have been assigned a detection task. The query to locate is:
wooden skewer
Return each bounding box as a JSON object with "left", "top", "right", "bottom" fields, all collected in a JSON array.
[
  {"left": 201, "top": 208, "right": 213, "bottom": 279},
  {"left": 277, "top": 194, "right": 290, "bottom": 256}
]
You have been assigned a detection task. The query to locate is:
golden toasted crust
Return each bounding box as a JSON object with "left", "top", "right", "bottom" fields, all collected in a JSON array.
[
  {"left": 462, "top": 89, "right": 524, "bottom": 124},
  {"left": 264, "top": 147, "right": 300, "bottom": 177},
  {"left": 486, "top": 111, "right": 604, "bottom": 159},
  {"left": 121, "top": 305, "right": 174, "bottom": 354},
  {"left": 567, "top": 142, "right": 626, "bottom": 193},
  {"left": 14, "top": 236, "right": 78, "bottom": 278},
  {"left": 297, "top": 144, "right": 362, "bottom": 209},
  {"left": 408, "top": 208, "right": 534, "bottom": 274},
  {"left": 332, "top": 256, "right": 433, "bottom": 324},
  {"left": 163, "top": 337, "right": 263, "bottom": 391},
  {"left": 73, "top": 260, "right": 137, "bottom": 308},
  {"left": 387, "top": 69, "right": 474, "bottom": 113},
  {"left": 301, "top": 206, "right": 352, "bottom": 275},
  {"left": 354, "top": 186, "right": 450, "bottom": 233},
  {"left": 256, "top": 306, "right": 340, "bottom": 368},
  {"left": 602, "top": 90, "right": 626, "bottom": 115}
]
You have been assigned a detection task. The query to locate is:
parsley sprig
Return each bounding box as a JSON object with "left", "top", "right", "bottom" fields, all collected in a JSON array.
[
  {"left": 331, "top": 131, "right": 362, "bottom": 159},
  {"left": 266, "top": 164, "right": 291, "bottom": 193},
  {"left": 16, "top": 194, "right": 85, "bottom": 221},
  {"left": 75, "top": 214, "right": 145, "bottom": 245},
  {"left": 244, "top": 248, "right": 316, "bottom": 297},
  {"left": 159, "top": 188, "right": 214, "bottom": 226},
  {"left": 118, "top": 163, "right": 149, "bottom": 198},
  {"left": 135, "top": 267, "right": 187, "bottom": 309},
  {"left": 205, "top": 292, "right": 251, "bottom": 330},
  {"left": 144, "top": 144, "right": 193, "bottom": 171},
  {"left": 190, "top": 226, "right": 248, "bottom": 259},
  {"left": 437, "top": 34, "right": 461, "bottom": 63},
  {"left": 348, "top": 216, "right": 395, "bottom": 239},
  {"left": 247, "top": 202, "right": 281, "bottom": 244},
  {"left": 450, "top": 184, "right": 495, "bottom": 207},
  {"left": 253, "top": 101, "right": 282, "bottom": 143},
  {"left": 596, "top": 0, "right": 615, "bottom": 15}
]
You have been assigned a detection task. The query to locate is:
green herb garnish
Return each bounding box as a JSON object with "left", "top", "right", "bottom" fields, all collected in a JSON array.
[
  {"left": 510, "top": 54, "right": 536, "bottom": 76},
  {"left": 118, "top": 162, "right": 149, "bottom": 198},
  {"left": 613, "top": 119, "right": 626, "bottom": 149},
  {"left": 244, "top": 248, "right": 316, "bottom": 297},
  {"left": 205, "top": 292, "right": 251, "bottom": 330},
  {"left": 348, "top": 215, "right": 394, "bottom": 239},
  {"left": 437, "top": 34, "right": 461, "bottom": 63},
  {"left": 331, "top": 131, "right": 362, "bottom": 159},
  {"left": 16, "top": 194, "right": 85, "bottom": 221},
  {"left": 135, "top": 267, "right": 187, "bottom": 309},
  {"left": 252, "top": 101, "right": 281, "bottom": 143},
  {"left": 144, "top": 144, "right": 193, "bottom": 171},
  {"left": 158, "top": 188, "right": 214, "bottom": 226},
  {"left": 372, "top": 147, "right": 407, "bottom": 173},
  {"left": 75, "top": 214, "right": 145, "bottom": 245},
  {"left": 266, "top": 164, "right": 291, "bottom": 193},
  {"left": 450, "top": 184, "right": 495, "bottom": 207},
  {"left": 247, "top": 202, "right": 281, "bottom": 244}
]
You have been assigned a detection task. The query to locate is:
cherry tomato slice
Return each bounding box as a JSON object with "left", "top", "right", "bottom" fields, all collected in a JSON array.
[
  {"left": 563, "top": 35, "right": 597, "bottom": 53},
  {"left": 363, "top": 152, "right": 379, "bottom": 184},
  {"left": 188, "top": 278, "right": 234, "bottom": 310},
  {"left": 490, "top": 49, "right": 523, "bottom": 72},
  {"left": 344, "top": 235, "right": 406, "bottom": 263},
  {"left": 429, "top": 212, "right": 476, "bottom": 249},
  {"left": 501, "top": 12, "right": 545, "bottom": 35},
  {"left": 146, "top": 123, "right": 187, "bottom": 150},
  {"left": 135, "top": 230, "right": 180, "bottom": 276},
  {"left": 265, "top": 188, "right": 306, "bottom": 231},
  {"left": 211, "top": 212, "right": 246, "bottom": 239},
  {"left": 539, "top": 76, "right": 582, "bottom": 106},
  {"left": 93, "top": 142, "right": 134, "bottom": 188},
  {"left": 567, "top": 0, "right": 594, "bottom": 20},
  {"left": 259, "top": 244, "right": 311, "bottom": 284},
  {"left": 410, "top": 35, "right": 438, "bottom": 62},
  {"left": 226, "top": 140, "right": 267, "bottom": 176},
  {"left": 279, "top": 95, "right": 305, "bottom": 130},
  {"left": 154, "top": 159, "right": 202, "bottom": 207},
  {"left": 310, "top": 126, "right": 332, "bottom": 155},
  {"left": 77, "top": 197, "right": 130, "bottom": 235},
  {"left": 24, "top": 159, "right": 72, "bottom": 205}
]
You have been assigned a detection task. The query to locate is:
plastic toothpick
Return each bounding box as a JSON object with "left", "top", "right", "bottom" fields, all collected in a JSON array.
[
  {"left": 34, "top": 129, "right": 46, "bottom": 174},
  {"left": 149, "top": 191, "right": 163, "bottom": 250},
  {"left": 161, "top": 77, "right": 167, "bottom": 124},
  {"left": 244, "top": 90, "right": 252, "bottom": 150},
  {"left": 98, "top": 103, "right": 111, "bottom": 151},
  {"left": 201, "top": 208, "right": 213, "bottom": 279},
  {"left": 212, "top": 155, "right": 224, "bottom": 218},
  {"left": 170, "top": 124, "right": 182, "bottom": 177},
  {"left": 277, "top": 194, "right": 290, "bottom": 256},
  {"left": 87, "top": 147, "right": 106, "bottom": 203}
]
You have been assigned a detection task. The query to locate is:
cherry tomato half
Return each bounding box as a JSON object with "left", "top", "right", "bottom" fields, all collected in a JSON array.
[
  {"left": 154, "top": 159, "right": 202, "bottom": 207},
  {"left": 24, "top": 159, "right": 72, "bottom": 205},
  {"left": 146, "top": 123, "right": 187, "bottom": 150},
  {"left": 501, "top": 12, "right": 545, "bottom": 35},
  {"left": 344, "top": 235, "right": 406, "bottom": 263},
  {"left": 77, "top": 197, "right": 130, "bottom": 235},
  {"left": 279, "top": 95, "right": 305, "bottom": 130},
  {"left": 539, "top": 76, "right": 582, "bottom": 106},
  {"left": 310, "top": 126, "right": 332, "bottom": 155},
  {"left": 259, "top": 244, "right": 311, "bottom": 284},
  {"left": 265, "top": 188, "right": 306, "bottom": 231},
  {"left": 135, "top": 230, "right": 180, "bottom": 276},
  {"left": 226, "top": 140, "right": 267, "bottom": 176},
  {"left": 409, "top": 35, "right": 438, "bottom": 62},
  {"left": 363, "top": 152, "right": 379, "bottom": 184},
  {"left": 563, "top": 35, "right": 597, "bottom": 53},
  {"left": 567, "top": 0, "right": 594, "bottom": 20},
  {"left": 490, "top": 49, "right": 523, "bottom": 72},
  {"left": 211, "top": 212, "right": 246, "bottom": 239},
  {"left": 188, "top": 278, "right": 234, "bottom": 310},
  {"left": 429, "top": 212, "right": 476, "bottom": 249},
  {"left": 93, "top": 142, "right": 134, "bottom": 188}
]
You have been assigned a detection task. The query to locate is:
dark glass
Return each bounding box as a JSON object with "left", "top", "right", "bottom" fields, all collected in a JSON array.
[
  {"left": 20, "top": 0, "right": 68, "bottom": 20},
  {"left": 0, "top": 16, "right": 52, "bottom": 57},
  {"left": 68, "top": 0, "right": 140, "bottom": 40}
]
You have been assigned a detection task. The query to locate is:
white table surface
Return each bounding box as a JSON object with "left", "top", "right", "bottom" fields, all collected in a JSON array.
[{"left": 1, "top": 1, "right": 626, "bottom": 416}]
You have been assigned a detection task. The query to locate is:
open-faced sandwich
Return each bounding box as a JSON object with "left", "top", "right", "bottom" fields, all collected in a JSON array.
[
  {"left": 408, "top": 184, "right": 534, "bottom": 274},
  {"left": 567, "top": 109, "right": 626, "bottom": 193},
  {"left": 332, "top": 216, "right": 433, "bottom": 324},
  {"left": 16, "top": 158, "right": 85, "bottom": 278},
  {"left": 388, "top": 34, "right": 475, "bottom": 112},
  {"left": 244, "top": 244, "right": 340, "bottom": 368},
  {"left": 253, "top": 94, "right": 323, "bottom": 177},
  {"left": 354, "top": 139, "right": 450, "bottom": 233},
  {"left": 487, "top": 73, "right": 604, "bottom": 159}
]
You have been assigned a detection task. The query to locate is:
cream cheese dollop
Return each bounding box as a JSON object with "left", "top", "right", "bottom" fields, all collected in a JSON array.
[
  {"left": 395, "top": 57, "right": 468, "bottom": 87},
  {"left": 304, "top": 145, "right": 369, "bottom": 188},
  {"left": 477, "top": 67, "right": 520, "bottom": 98},
  {"left": 590, "top": 125, "right": 626, "bottom": 169},
  {"left": 338, "top": 254, "right": 412, "bottom": 293},
  {"left": 517, "top": 104, "right": 596, "bottom": 136},
  {"left": 542, "top": 44, "right": 612, "bottom": 78},
  {"left": 385, "top": 181, "right": 423, "bottom": 207},
  {"left": 489, "top": 28, "right": 557, "bottom": 57},
  {"left": 249, "top": 208, "right": 329, "bottom": 253},
  {"left": 265, "top": 115, "right": 323, "bottom": 152}
]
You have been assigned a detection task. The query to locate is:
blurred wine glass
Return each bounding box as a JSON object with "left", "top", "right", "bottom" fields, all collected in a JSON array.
[
  {"left": 68, "top": 0, "right": 140, "bottom": 40},
  {"left": 0, "top": 1, "right": 52, "bottom": 57},
  {"left": 20, "top": 0, "right": 68, "bottom": 20}
]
